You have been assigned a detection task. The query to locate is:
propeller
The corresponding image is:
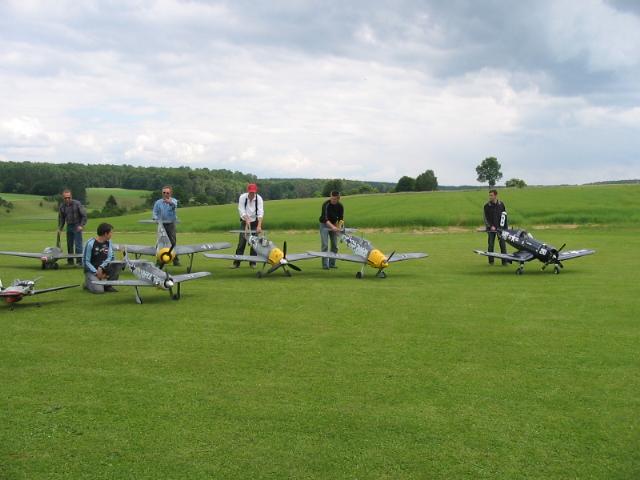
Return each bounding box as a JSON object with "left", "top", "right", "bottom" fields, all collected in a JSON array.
[
  {"left": 542, "top": 243, "right": 566, "bottom": 270},
  {"left": 266, "top": 241, "right": 302, "bottom": 275},
  {"left": 159, "top": 243, "right": 175, "bottom": 269}
]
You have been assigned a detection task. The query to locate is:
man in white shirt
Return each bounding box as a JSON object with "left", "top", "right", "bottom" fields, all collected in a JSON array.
[{"left": 231, "top": 183, "right": 264, "bottom": 268}]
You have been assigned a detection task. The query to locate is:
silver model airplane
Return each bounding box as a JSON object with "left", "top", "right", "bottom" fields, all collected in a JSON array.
[
  {"left": 0, "top": 232, "right": 82, "bottom": 269},
  {"left": 308, "top": 228, "right": 428, "bottom": 278},
  {"left": 0, "top": 277, "right": 79, "bottom": 309},
  {"left": 92, "top": 249, "right": 211, "bottom": 304},
  {"left": 113, "top": 220, "right": 230, "bottom": 273},
  {"left": 204, "top": 229, "right": 316, "bottom": 277}
]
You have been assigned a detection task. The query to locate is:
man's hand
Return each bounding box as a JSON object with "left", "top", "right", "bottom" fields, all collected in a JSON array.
[
  {"left": 76, "top": 226, "right": 83, "bottom": 232},
  {"left": 256, "top": 225, "right": 262, "bottom": 234},
  {"left": 96, "top": 267, "right": 107, "bottom": 280},
  {"left": 490, "top": 226, "right": 496, "bottom": 231}
]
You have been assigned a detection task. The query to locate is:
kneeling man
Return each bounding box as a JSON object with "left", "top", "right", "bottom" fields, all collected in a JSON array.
[{"left": 83, "top": 223, "right": 121, "bottom": 293}]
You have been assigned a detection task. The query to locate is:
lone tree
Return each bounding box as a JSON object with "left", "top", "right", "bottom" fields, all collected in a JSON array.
[
  {"left": 322, "top": 179, "right": 343, "bottom": 197},
  {"left": 476, "top": 157, "right": 503, "bottom": 187},
  {"left": 395, "top": 176, "right": 415, "bottom": 192},
  {"left": 415, "top": 169, "right": 438, "bottom": 191},
  {"left": 505, "top": 178, "right": 527, "bottom": 188}
]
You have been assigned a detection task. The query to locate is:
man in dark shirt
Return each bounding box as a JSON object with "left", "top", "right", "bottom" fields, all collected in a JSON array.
[
  {"left": 319, "top": 191, "right": 344, "bottom": 269},
  {"left": 58, "top": 189, "right": 87, "bottom": 266},
  {"left": 483, "top": 189, "right": 508, "bottom": 265},
  {"left": 83, "top": 223, "right": 121, "bottom": 293}
]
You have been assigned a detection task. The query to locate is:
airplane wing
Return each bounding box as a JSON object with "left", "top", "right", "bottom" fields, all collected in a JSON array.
[
  {"left": 203, "top": 253, "right": 267, "bottom": 263},
  {"left": 286, "top": 253, "right": 318, "bottom": 262},
  {"left": 558, "top": 249, "right": 596, "bottom": 261},
  {"left": 387, "top": 253, "right": 428, "bottom": 263},
  {"left": 171, "top": 272, "right": 211, "bottom": 283},
  {"left": 0, "top": 251, "right": 47, "bottom": 259},
  {"left": 175, "top": 243, "right": 231, "bottom": 254},
  {"left": 0, "top": 250, "right": 82, "bottom": 259},
  {"left": 92, "top": 279, "right": 152, "bottom": 287},
  {"left": 112, "top": 244, "right": 156, "bottom": 255},
  {"left": 32, "top": 284, "right": 80, "bottom": 295},
  {"left": 306, "top": 251, "right": 367, "bottom": 264},
  {"left": 474, "top": 250, "right": 535, "bottom": 262}
]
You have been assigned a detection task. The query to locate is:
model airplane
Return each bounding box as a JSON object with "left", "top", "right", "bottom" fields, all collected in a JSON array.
[
  {"left": 0, "top": 232, "right": 82, "bottom": 269},
  {"left": 91, "top": 249, "right": 211, "bottom": 304},
  {"left": 204, "top": 230, "right": 316, "bottom": 277},
  {"left": 308, "top": 228, "right": 428, "bottom": 278},
  {"left": 113, "top": 220, "right": 231, "bottom": 273},
  {"left": 474, "top": 227, "right": 596, "bottom": 274},
  {"left": 0, "top": 277, "right": 79, "bottom": 309}
]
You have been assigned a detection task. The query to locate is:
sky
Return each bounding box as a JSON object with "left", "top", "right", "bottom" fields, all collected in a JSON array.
[{"left": 1, "top": 0, "right": 639, "bottom": 185}]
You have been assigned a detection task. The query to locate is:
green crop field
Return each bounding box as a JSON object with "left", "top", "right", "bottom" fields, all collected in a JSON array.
[{"left": 1, "top": 186, "right": 639, "bottom": 479}]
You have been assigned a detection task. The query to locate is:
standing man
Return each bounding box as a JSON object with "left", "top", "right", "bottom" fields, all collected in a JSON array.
[
  {"left": 83, "top": 223, "right": 121, "bottom": 293},
  {"left": 484, "top": 189, "right": 508, "bottom": 265},
  {"left": 319, "top": 190, "right": 344, "bottom": 270},
  {"left": 232, "top": 183, "right": 264, "bottom": 268},
  {"left": 58, "top": 189, "right": 87, "bottom": 266},
  {"left": 152, "top": 185, "right": 180, "bottom": 266}
]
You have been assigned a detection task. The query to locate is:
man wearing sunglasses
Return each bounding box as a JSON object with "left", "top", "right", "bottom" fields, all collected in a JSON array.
[{"left": 152, "top": 185, "right": 181, "bottom": 266}]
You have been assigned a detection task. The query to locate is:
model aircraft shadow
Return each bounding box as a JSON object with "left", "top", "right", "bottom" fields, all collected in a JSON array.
[{"left": 3, "top": 298, "right": 67, "bottom": 310}]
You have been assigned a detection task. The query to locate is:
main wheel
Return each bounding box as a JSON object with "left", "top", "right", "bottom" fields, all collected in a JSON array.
[
  {"left": 53, "top": 263, "right": 59, "bottom": 270},
  {"left": 256, "top": 271, "right": 263, "bottom": 278},
  {"left": 516, "top": 268, "right": 523, "bottom": 275},
  {"left": 554, "top": 266, "right": 560, "bottom": 275},
  {"left": 355, "top": 271, "right": 363, "bottom": 279}
]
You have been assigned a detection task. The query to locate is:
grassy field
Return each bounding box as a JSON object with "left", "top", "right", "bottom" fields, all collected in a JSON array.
[
  {"left": 1, "top": 190, "right": 639, "bottom": 478},
  {"left": 2, "top": 183, "right": 639, "bottom": 233},
  {"left": 0, "top": 188, "right": 149, "bottom": 222}
]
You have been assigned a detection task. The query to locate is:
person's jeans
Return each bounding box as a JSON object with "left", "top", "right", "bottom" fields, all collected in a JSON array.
[
  {"left": 234, "top": 220, "right": 258, "bottom": 266},
  {"left": 319, "top": 223, "right": 338, "bottom": 268},
  {"left": 487, "top": 231, "right": 508, "bottom": 265},
  {"left": 66, "top": 224, "right": 83, "bottom": 264},
  {"left": 84, "top": 263, "right": 123, "bottom": 293}
]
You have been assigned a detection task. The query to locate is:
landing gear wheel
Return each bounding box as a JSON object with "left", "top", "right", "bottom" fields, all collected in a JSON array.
[
  {"left": 554, "top": 266, "right": 560, "bottom": 275},
  {"left": 41, "top": 262, "right": 46, "bottom": 270},
  {"left": 355, "top": 271, "right": 363, "bottom": 279},
  {"left": 172, "top": 294, "right": 180, "bottom": 300},
  {"left": 256, "top": 271, "right": 263, "bottom": 278},
  {"left": 376, "top": 271, "right": 387, "bottom": 279},
  {"left": 53, "top": 263, "right": 59, "bottom": 270},
  {"left": 285, "top": 270, "right": 292, "bottom": 277},
  {"left": 515, "top": 267, "right": 524, "bottom": 275}
]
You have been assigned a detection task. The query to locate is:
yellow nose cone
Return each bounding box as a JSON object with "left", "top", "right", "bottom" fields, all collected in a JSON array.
[
  {"left": 268, "top": 248, "right": 284, "bottom": 265},
  {"left": 367, "top": 249, "right": 388, "bottom": 269},
  {"left": 157, "top": 247, "right": 176, "bottom": 264}
]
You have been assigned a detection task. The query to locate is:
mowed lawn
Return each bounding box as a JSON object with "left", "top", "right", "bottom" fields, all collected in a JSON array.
[{"left": 1, "top": 226, "right": 638, "bottom": 479}]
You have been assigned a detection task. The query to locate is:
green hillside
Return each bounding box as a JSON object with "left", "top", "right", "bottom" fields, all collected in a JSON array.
[
  {"left": 2, "top": 184, "right": 638, "bottom": 233},
  {"left": 85, "top": 187, "right": 150, "bottom": 210}
]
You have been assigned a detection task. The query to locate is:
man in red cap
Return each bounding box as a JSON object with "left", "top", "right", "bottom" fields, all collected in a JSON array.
[{"left": 231, "top": 183, "right": 264, "bottom": 268}]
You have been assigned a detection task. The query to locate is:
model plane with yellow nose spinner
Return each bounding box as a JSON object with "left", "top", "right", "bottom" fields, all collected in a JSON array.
[
  {"left": 308, "top": 227, "right": 428, "bottom": 279},
  {"left": 113, "top": 220, "right": 230, "bottom": 273}
]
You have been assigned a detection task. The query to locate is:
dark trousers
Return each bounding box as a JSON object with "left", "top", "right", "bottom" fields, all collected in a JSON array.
[
  {"left": 66, "top": 224, "right": 83, "bottom": 264},
  {"left": 163, "top": 222, "right": 179, "bottom": 263},
  {"left": 487, "top": 232, "right": 508, "bottom": 264},
  {"left": 234, "top": 220, "right": 258, "bottom": 266}
]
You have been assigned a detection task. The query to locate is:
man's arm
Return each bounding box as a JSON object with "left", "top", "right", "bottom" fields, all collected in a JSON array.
[
  {"left": 256, "top": 196, "right": 264, "bottom": 232},
  {"left": 78, "top": 202, "right": 87, "bottom": 229},
  {"left": 58, "top": 206, "right": 65, "bottom": 230},
  {"left": 483, "top": 204, "right": 492, "bottom": 229},
  {"left": 83, "top": 239, "right": 97, "bottom": 273},
  {"left": 238, "top": 194, "right": 247, "bottom": 221},
  {"left": 152, "top": 200, "right": 160, "bottom": 221}
]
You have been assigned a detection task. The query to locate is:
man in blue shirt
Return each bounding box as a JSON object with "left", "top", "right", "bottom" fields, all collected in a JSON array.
[
  {"left": 83, "top": 223, "right": 121, "bottom": 293},
  {"left": 152, "top": 185, "right": 181, "bottom": 266}
]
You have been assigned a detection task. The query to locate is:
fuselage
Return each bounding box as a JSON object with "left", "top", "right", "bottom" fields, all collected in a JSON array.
[
  {"left": 247, "top": 235, "right": 283, "bottom": 266},
  {"left": 128, "top": 261, "right": 175, "bottom": 289},
  {"left": 500, "top": 228, "right": 557, "bottom": 262},
  {"left": 341, "top": 233, "right": 389, "bottom": 269},
  {"left": 1, "top": 281, "right": 33, "bottom": 303}
]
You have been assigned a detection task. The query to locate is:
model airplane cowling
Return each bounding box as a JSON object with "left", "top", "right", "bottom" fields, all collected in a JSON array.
[
  {"left": 113, "top": 220, "right": 231, "bottom": 273},
  {"left": 204, "top": 230, "right": 316, "bottom": 277},
  {"left": 0, "top": 232, "right": 82, "bottom": 269},
  {"left": 308, "top": 228, "right": 428, "bottom": 278},
  {"left": 474, "top": 227, "right": 595, "bottom": 274},
  {"left": 0, "top": 277, "right": 79, "bottom": 309},
  {"left": 91, "top": 249, "right": 211, "bottom": 304}
]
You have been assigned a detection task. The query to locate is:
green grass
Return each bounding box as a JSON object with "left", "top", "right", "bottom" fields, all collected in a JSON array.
[
  {"left": 3, "top": 184, "right": 639, "bottom": 232},
  {"left": 85, "top": 187, "right": 150, "bottom": 210},
  {"left": 1, "top": 225, "right": 639, "bottom": 479}
]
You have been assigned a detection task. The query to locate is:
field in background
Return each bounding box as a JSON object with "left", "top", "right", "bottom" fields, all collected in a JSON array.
[
  {"left": 0, "top": 188, "right": 150, "bottom": 222},
  {"left": 2, "top": 183, "right": 639, "bottom": 233}
]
